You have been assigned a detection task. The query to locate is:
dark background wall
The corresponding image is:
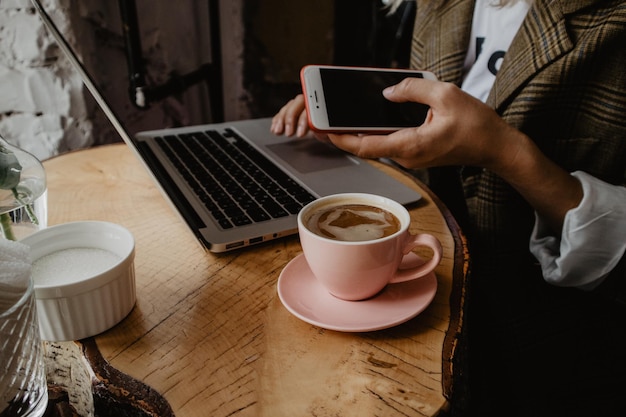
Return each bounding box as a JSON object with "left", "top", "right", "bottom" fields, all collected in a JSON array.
[{"left": 240, "top": 0, "right": 415, "bottom": 119}]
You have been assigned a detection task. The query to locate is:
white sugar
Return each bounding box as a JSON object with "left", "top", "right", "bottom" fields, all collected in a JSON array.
[{"left": 32, "top": 247, "right": 121, "bottom": 286}]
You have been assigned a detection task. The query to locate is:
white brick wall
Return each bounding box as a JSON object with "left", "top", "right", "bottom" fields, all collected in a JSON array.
[{"left": 0, "top": 0, "right": 92, "bottom": 160}]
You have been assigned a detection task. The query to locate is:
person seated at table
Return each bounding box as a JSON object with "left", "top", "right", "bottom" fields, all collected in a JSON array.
[{"left": 270, "top": 0, "right": 626, "bottom": 415}]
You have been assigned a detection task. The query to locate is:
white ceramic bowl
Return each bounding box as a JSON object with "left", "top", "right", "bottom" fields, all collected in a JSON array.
[{"left": 21, "top": 221, "right": 136, "bottom": 341}]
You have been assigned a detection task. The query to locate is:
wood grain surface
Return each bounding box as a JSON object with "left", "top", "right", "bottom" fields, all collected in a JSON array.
[{"left": 42, "top": 143, "right": 468, "bottom": 417}]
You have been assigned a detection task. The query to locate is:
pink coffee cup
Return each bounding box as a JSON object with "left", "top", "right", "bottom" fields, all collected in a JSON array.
[{"left": 298, "top": 193, "right": 442, "bottom": 301}]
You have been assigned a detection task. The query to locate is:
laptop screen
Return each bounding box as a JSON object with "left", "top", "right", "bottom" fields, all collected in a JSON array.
[{"left": 32, "top": 0, "right": 215, "bottom": 150}]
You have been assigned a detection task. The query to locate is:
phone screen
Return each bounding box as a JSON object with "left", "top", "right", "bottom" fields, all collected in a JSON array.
[{"left": 320, "top": 68, "right": 429, "bottom": 128}]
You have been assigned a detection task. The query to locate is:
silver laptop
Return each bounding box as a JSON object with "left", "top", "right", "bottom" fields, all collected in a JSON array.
[{"left": 33, "top": 0, "right": 421, "bottom": 252}]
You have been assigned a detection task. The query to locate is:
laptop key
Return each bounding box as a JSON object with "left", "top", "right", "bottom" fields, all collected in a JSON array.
[
  {"left": 218, "top": 218, "right": 233, "bottom": 229},
  {"left": 284, "top": 203, "right": 303, "bottom": 215},
  {"left": 231, "top": 215, "right": 253, "bottom": 226},
  {"left": 264, "top": 201, "right": 289, "bottom": 218},
  {"left": 247, "top": 208, "right": 271, "bottom": 222}
]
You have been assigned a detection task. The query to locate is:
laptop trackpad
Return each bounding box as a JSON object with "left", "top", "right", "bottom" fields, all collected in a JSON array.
[{"left": 267, "top": 139, "right": 355, "bottom": 174}]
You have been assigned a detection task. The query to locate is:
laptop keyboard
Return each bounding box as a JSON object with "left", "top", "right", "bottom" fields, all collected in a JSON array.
[{"left": 155, "top": 128, "right": 316, "bottom": 230}]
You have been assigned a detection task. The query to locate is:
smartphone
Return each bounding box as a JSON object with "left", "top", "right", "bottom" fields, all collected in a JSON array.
[{"left": 300, "top": 65, "right": 437, "bottom": 133}]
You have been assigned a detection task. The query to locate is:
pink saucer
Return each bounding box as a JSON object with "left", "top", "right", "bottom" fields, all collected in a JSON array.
[{"left": 277, "top": 253, "right": 437, "bottom": 332}]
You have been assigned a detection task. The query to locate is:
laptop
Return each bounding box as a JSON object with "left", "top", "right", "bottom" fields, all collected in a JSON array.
[{"left": 33, "top": 0, "right": 421, "bottom": 252}]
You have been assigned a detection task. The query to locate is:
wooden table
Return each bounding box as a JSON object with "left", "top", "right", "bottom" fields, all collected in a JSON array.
[{"left": 42, "top": 143, "right": 468, "bottom": 417}]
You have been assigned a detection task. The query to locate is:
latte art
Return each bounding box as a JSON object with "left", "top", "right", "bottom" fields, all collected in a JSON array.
[{"left": 307, "top": 204, "right": 401, "bottom": 241}]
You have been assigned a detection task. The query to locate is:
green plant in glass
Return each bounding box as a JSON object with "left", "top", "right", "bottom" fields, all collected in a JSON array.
[{"left": 0, "top": 139, "right": 40, "bottom": 240}]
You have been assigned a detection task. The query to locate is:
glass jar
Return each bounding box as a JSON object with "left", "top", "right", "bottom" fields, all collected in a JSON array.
[{"left": 0, "top": 137, "right": 47, "bottom": 241}]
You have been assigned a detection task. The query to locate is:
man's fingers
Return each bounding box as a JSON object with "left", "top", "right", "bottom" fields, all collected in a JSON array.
[
  {"left": 271, "top": 95, "right": 306, "bottom": 136},
  {"left": 329, "top": 128, "right": 421, "bottom": 161},
  {"left": 383, "top": 77, "right": 445, "bottom": 106},
  {"left": 296, "top": 110, "right": 309, "bottom": 137}
]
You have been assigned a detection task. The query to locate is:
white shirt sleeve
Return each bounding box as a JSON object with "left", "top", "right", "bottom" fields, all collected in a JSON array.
[{"left": 530, "top": 171, "right": 626, "bottom": 289}]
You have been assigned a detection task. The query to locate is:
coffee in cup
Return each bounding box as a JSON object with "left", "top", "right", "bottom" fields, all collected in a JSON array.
[
  {"left": 305, "top": 203, "right": 401, "bottom": 242},
  {"left": 298, "top": 193, "right": 443, "bottom": 301}
]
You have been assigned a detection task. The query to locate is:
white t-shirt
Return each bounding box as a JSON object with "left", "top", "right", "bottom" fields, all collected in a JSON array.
[
  {"left": 462, "top": 0, "right": 626, "bottom": 288},
  {"left": 461, "top": 0, "right": 530, "bottom": 101}
]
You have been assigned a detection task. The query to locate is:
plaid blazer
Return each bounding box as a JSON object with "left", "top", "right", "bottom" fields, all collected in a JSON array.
[{"left": 409, "top": 0, "right": 626, "bottom": 298}]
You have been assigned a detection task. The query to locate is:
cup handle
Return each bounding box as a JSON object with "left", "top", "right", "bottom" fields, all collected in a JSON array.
[{"left": 389, "top": 233, "right": 443, "bottom": 284}]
